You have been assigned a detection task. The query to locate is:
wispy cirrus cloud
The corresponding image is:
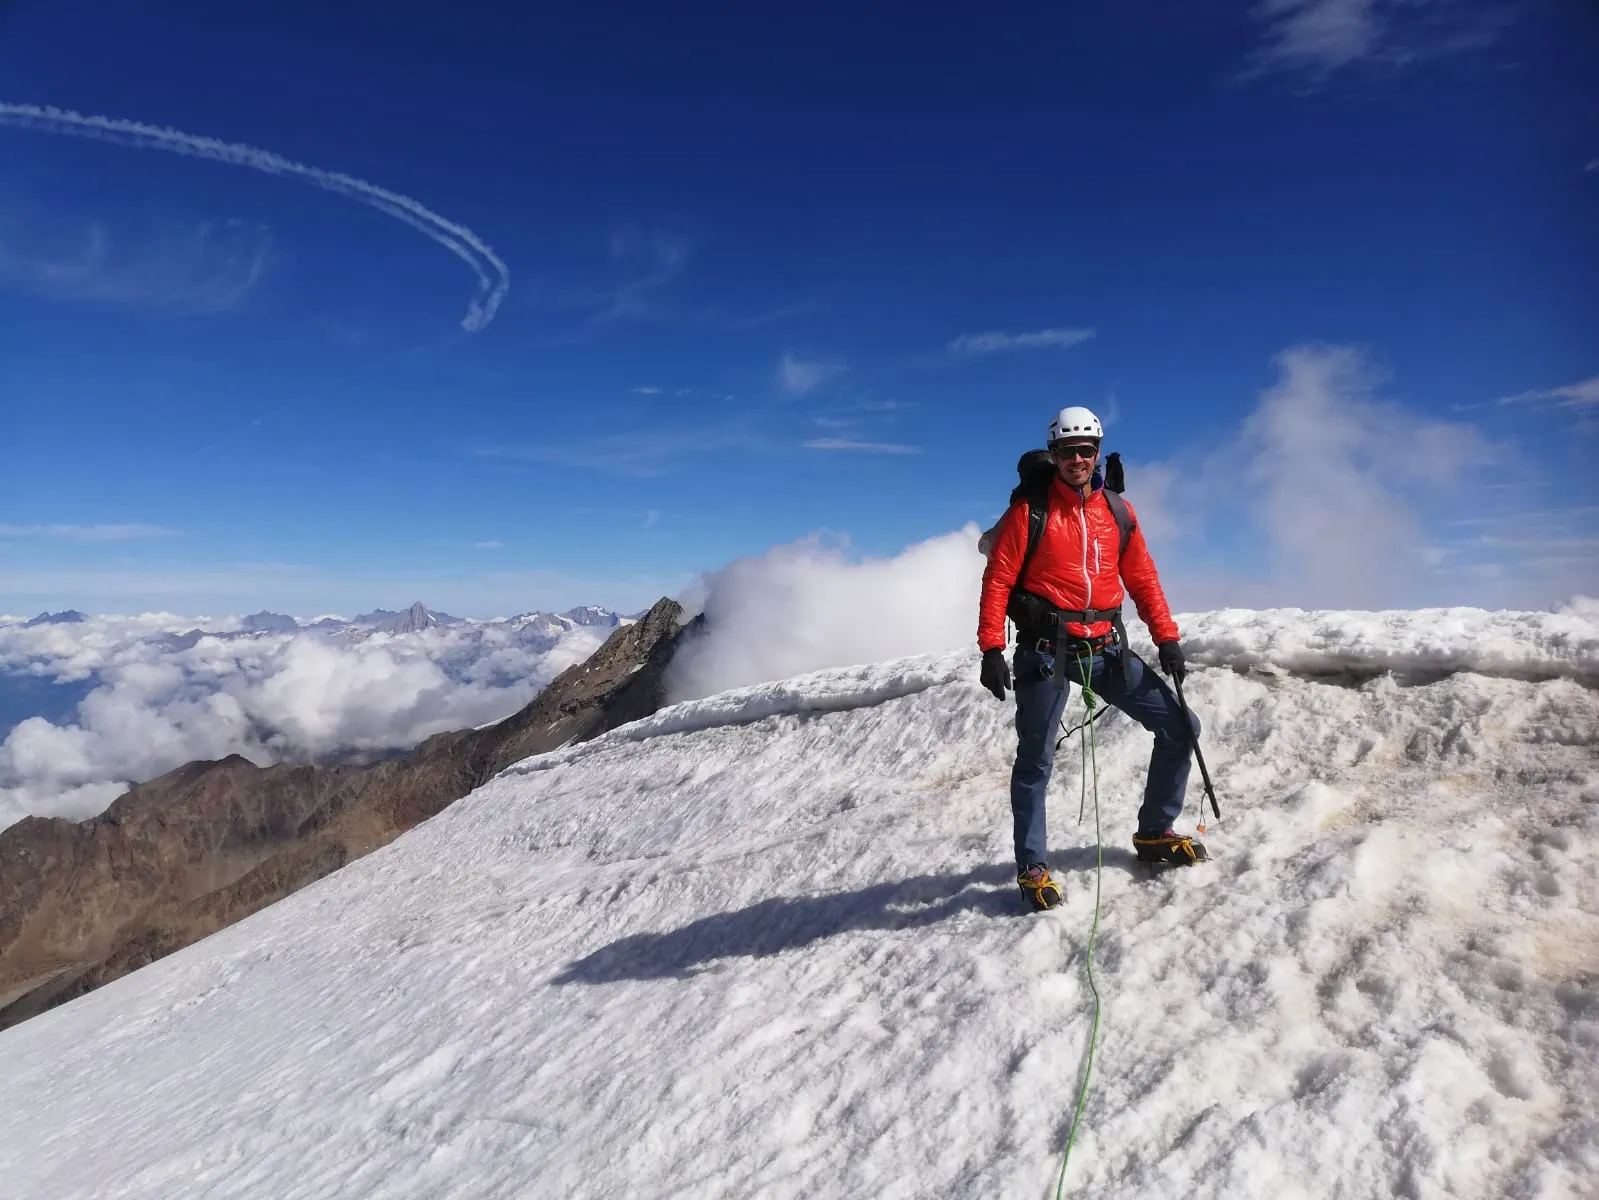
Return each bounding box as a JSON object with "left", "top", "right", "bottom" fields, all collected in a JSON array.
[
  {"left": 948, "top": 327, "right": 1096, "bottom": 355},
  {"left": 578, "top": 225, "right": 693, "bottom": 323},
  {"left": 0, "top": 214, "right": 271, "bottom": 314},
  {"left": 476, "top": 418, "right": 763, "bottom": 478},
  {"left": 1243, "top": 0, "right": 1511, "bottom": 83},
  {"left": 473, "top": 540, "right": 504, "bottom": 550},
  {"left": 778, "top": 353, "right": 847, "bottom": 396},
  {"left": 802, "top": 438, "right": 920, "bottom": 455},
  {"left": 0, "top": 523, "right": 178, "bottom": 541},
  {"left": 1495, "top": 376, "right": 1599, "bottom": 410}
]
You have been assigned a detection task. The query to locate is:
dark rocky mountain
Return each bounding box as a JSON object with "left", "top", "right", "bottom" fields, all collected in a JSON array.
[
  {"left": 0, "top": 597, "right": 694, "bottom": 1031},
  {"left": 561, "top": 605, "right": 621, "bottom": 628},
  {"left": 23, "top": 610, "right": 87, "bottom": 627},
  {"left": 352, "top": 603, "right": 462, "bottom": 632},
  {"left": 371, "top": 602, "right": 448, "bottom": 635}
]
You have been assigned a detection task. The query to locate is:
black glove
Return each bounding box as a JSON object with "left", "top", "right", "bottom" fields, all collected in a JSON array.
[
  {"left": 980, "top": 648, "right": 1011, "bottom": 701},
  {"left": 1157, "top": 641, "right": 1186, "bottom": 683}
]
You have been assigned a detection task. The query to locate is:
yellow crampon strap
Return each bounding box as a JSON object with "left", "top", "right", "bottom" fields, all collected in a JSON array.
[
  {"left": 1132, "top": 832, "right": 1207, "bottom": 863},
  {"left": 1019, "top": 872, "right": 1062, "bottom": 905}
]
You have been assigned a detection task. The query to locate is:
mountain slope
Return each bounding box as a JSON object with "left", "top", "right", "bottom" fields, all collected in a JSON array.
[
  {"left": 0, "top": 598, "right": 687, "bottom": 1029},
  {"left": 0, "top": 607, "right": 1594, "bottom": 1199}
]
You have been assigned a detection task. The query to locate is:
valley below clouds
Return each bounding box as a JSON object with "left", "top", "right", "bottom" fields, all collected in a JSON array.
[{"left": 0, "top": 606, "right": 618, "bottom": 829}]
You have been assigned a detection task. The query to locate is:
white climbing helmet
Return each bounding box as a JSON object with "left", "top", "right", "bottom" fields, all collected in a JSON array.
[{"left": 1048, "top": 406, "right": 1102, "bottom": 445}]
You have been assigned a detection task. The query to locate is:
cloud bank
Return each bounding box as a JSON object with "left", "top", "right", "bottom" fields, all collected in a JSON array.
[
  {"left": 667, "top": 531, "right": 982, "bottom": 703},
  {"left": 0, "top": 524, "right": 177, "bottom": 541},
  {"left": 0, "top": 615, "right": 608, "bottom": 829},
  {"left": 0, "top": 102, "right": 509, "bottom": 331}
]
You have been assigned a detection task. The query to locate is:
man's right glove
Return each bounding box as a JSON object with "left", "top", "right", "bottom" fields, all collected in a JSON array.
[
  {"left": 980, "top": 648, "right": 1011, "bottom": 701},
  {"left": 1157, "top": 640, "right": 1187, "bottom": 684}
]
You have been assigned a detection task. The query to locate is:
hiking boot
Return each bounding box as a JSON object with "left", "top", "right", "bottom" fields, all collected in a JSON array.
[
  {"left": 1133, "top": 829, "right": 1210, "bottom": 865},
  {"left": 1017, "top": 864, "right": 1063, "bottom": 910}
]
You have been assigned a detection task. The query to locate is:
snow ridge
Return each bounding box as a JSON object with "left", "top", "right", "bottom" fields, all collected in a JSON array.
[{"left": 1, "top": 605, "right": 1595, "bottom": 1200}]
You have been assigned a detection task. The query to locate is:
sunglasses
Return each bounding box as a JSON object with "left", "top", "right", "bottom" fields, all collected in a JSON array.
[{"left": 1052, "top": 443, "right": 1099, "bottom": 461}]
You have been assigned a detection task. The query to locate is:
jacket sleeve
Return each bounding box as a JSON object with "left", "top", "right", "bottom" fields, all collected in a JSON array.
[
  {"left": 1117, "top": 501, "right": 1180, "bottom": 645},
  {"left": 978, "top": 502, "right": 1029, "bottom": 651}
]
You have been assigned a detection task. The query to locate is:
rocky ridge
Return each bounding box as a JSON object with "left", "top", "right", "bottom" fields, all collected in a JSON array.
[{"left": 0, "top": 598, "right": 691, "bottom": 1030}]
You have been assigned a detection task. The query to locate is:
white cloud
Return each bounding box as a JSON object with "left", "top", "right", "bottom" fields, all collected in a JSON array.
[
  {"left": 1585, "top": 160, "right": 1599, "bottom": 174},
  {"left": 948, "top": 328, "right": 1096, "bottom": 355},
  {"left": 473, "top": 540, "right": 505, "bottom": 550},
  {"left": 1238, "top": 347, "right": 1492, "bottom": 594},
  {"left": 667, "top": 531, "right": 981, "bottom": 702},
  {"left": 0, "top": 216, "right": 271, "bottom": 314},
  {"left": 1245, "top": 0, "right": 1509, "bottom": 81},
  {"left": 0, "top": 523, "right": 178, "bottom": 541},
  {"left": 0, "top": 615, "right": 614, "bottom": 829},
  {"left": 778, "top": 353, "right": 846, "bottom": 396},
  {"left": 1495, "top": 376, "right": 1599, "bottom": 410},
  {"left": 631, "top": 386, "right": 664, "bottom": 395},
  {"left": 1249, "top": 0, "right": 1381, "bottom": 75},
  {"left": 1135, "top": 345, "right": 1502, "bottom": 609},
  {"left": 802, "top": 439, "right": 920, "bottom": 455}
]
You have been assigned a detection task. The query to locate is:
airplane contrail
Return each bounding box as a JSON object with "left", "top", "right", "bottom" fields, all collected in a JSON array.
[{"left": 0, "top": 102, "right": 509, "bottom": 331}]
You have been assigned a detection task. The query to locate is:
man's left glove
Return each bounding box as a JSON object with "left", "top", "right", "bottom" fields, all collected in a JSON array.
[
  {"left": 980, "top": 648, "right": 1011, "bottom": 701},
  {"left": 1157, "top": 640, "right": 1186, "bottom": 683}
]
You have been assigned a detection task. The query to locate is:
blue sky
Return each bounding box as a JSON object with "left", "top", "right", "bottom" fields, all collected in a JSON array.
[{"left": 1, "top": 0, "right": 1595, "bottom": 617}]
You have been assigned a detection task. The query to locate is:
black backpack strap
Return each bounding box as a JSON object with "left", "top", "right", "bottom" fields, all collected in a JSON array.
[
  {"left": 1103, "top": 489, "right": 1136, "bottom": 558},
  {"left": 1014, "top": 478, "right": 1052, "bottom": 592}
]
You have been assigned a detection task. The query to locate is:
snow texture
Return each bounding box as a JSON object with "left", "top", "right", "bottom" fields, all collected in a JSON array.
[{"left": 1, "top": 606, "right": 1595, "bottom": 1199}]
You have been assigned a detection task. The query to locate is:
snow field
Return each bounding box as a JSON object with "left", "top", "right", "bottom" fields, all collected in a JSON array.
[{"left": 0, "top": 608, "right": 1595, "bottom": 1199}]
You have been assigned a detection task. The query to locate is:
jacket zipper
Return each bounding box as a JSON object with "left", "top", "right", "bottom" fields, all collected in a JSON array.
[{"left": 1079, "top": 491, "right": 1092, "bottom": 619}]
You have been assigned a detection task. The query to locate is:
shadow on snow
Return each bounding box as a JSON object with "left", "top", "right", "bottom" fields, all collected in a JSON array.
[{"left": 553, "top": 846, "right": 1147, "bottom": 985}]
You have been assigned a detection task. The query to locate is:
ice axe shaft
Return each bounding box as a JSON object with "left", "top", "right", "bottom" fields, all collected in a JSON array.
[{"left": 1172, "top": 672, "right": 1221, "bottom": 821}]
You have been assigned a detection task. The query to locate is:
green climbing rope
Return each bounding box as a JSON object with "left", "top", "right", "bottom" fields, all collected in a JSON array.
[{"left": 1054, "top": 654, "right": 1105, "bottom": 1199}]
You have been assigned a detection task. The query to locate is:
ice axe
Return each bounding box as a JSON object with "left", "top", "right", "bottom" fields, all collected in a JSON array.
[{"left": 1171, "top": 671, "right": 1222, "bottom": 828}]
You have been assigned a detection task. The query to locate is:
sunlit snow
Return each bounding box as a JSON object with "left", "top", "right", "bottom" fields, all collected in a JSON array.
[{"left": 1, "top": 606, "right": 1594, "bottom": 1199}]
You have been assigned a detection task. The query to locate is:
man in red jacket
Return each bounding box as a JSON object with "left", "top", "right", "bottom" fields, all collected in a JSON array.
[{"left": 978, "top": 406, "right": 1205, "bottom": 910}]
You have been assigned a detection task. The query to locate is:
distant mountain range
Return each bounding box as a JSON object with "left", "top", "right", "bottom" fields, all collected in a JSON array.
[
  {"left": 4, "top": 604, "right": 623, "bottom": 638},
  {"left": 0, "top": 598, "right": 694, "bottom": 1031},
  {"left": 21, "top": 611, "right": 87, "bottom": 627},
  {"left": 135, "top": 603, "right": 624, "bottom": 652}
]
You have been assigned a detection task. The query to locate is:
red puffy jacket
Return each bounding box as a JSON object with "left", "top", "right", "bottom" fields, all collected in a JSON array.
[{"left": 978, "top": 476, "right": 1179, "bottom": 652}]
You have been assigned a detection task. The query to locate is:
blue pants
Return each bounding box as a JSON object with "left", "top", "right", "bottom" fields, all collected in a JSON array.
[{"left": 1009, "top": 644, "right": 1200, "bottom": 870}]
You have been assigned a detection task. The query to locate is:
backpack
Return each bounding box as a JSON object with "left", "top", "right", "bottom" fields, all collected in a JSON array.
[{"left": 1002, "top": 450, "right": 1137, "bottom": 630}]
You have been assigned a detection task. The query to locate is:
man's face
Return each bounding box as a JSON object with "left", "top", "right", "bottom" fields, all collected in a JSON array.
[{"left": 1052, "top": 440, "right": 1099, "bottom": 488}]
